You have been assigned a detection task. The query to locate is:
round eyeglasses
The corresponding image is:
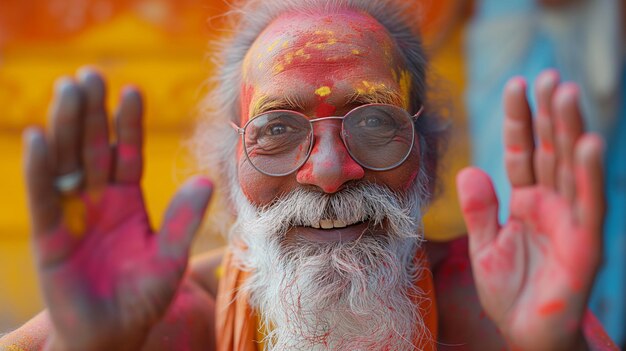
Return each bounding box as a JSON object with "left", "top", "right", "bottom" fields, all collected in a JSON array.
[{"left": 231, "top": 103, "right": 424, "bottom": 177}]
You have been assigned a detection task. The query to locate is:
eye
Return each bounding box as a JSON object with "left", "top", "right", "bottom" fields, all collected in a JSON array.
[
  {"left": 266, "top": 123, "right": 288, "bottom": 136},
  {"left": 364, "top": 116, "right": 382, "bottom": 127},
  {"left": 356, "top": 114, "right": 395, "bottom": 129}
]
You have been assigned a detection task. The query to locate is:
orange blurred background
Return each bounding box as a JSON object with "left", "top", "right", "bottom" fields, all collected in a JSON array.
[{"left": 0, "top": 0, "right": 470, "bottom": 332}]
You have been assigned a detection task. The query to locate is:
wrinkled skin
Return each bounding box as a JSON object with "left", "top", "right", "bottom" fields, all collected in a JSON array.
[
  {"left": 236, "top": 11, "right": 423, "bottom": 244},
  {"left": 3, "top": 9, "right": 611, "bottom": 351}
]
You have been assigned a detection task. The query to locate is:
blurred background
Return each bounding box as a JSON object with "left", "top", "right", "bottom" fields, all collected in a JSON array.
[
  {"left": 0, "top": 0, "right": 230, "bottom": 333},
  {"left": 0, "top": 0, "right": 623, "bottom": 347}
]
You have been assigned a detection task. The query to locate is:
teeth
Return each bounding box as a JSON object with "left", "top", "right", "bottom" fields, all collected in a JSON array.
[
  {"left": 333, "top": 220, "right": 347, "bottom": 228},
  {"left": 320, "top": 219, "right": 333, "bottom": 229},
  {"left": 311, "top": 219, "right": 350, "bottom": 229}
]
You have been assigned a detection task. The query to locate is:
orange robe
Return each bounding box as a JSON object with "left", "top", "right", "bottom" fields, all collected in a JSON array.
[{"left": 215, "top": 248, "right": 438, "bottom": 351}]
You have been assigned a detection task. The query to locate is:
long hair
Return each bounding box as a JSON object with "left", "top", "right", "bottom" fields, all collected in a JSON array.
[{"left": 192, "top": 0, "right": 446, "bottom": 237}]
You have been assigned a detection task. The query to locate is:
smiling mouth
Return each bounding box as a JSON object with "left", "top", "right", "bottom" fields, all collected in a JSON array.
[
  {"left": 309, "top": 218, "right": 364, "bottom": 229},
  {"left": 289, "top": 219, "right": 372, "bottom": 243}
]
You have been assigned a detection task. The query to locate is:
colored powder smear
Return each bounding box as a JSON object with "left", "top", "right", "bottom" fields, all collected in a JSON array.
[
  {"left": 538, "top": 300, "right": 566, "bottom": 316},
  {"left": 315, "top": 86, "right": 332, "bottom": 97}
]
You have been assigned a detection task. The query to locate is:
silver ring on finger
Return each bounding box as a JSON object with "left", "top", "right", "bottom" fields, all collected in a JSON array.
[{"left": 54, "top": 170, "right": 84, "bottom": 195}]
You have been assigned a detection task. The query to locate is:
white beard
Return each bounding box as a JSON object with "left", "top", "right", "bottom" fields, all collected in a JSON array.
[{"left": 229, "top": 180, "right": 432, "bottom": 350}]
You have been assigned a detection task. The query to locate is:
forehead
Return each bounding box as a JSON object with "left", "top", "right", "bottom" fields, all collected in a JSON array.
[
  {"left": 248, "top": 10, "right": 394, "bottom": 61},
  {"left": 241, "top": 10, "right": 409, "bottom": 116}
]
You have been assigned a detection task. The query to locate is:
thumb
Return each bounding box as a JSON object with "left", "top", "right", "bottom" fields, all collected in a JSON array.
[
  {"left": 457, "top": 167, "right": 500, "bottom": 256},
  {"left": 157, "top": 176, "right": 213, "bottom": 261}
]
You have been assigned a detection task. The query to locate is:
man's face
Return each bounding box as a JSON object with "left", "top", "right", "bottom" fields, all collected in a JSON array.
[{"left": 238, "top": 10, "right": 422, "bottom": 243}]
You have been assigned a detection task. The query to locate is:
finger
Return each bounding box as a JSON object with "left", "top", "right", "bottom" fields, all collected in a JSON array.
[
  {"left": 553, "top": 83, "right": 584, "bottom": 203},
  {"left": 457, "top": 167, "right": 500, "bottom": 256},
  {"left": 533, "top": 70, "right": 559, "bottom": 188},
  {"left": 23, "top": 128, "right": 60, "bottom": 233},
  {"left": 114, "top": 87, "right": 144, "bottom": 183},
  {"left": 503, "top": 77, "right": 535, "bottom": 187},
  {"left": 77, "top": 67, "right": 112, "bottom": 191},
  {"left": 574, "top": 134, "right": 605, "bottom": 239},
  {"left": 158, "top": 177, "right": 213, "bottom": 262},
  {"left": 48, "top": 78, "right": 83, "bottom": 178}
]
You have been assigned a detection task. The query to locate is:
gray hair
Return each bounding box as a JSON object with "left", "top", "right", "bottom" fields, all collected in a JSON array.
[{"left": 192, "top": 0, "right": 446, "bottom": 234}]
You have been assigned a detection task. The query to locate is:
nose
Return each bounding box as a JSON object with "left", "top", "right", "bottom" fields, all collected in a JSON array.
[{"left": 296, "top": 121, "right": 365, "bottom": 193}]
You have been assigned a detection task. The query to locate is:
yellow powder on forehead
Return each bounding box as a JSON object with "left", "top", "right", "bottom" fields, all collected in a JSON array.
[
  {"left": 314, "top": 30, "right": 334, "bottom": 35},
  {"left": 355, "top": 80, "right": 388, "bottom": 95},
  {"left": 315, "top": 86, "right": 332, "bottom": 97},
  {"left": 312, "top": 37, "right": 337, "bottom": 50},
  {"left": 284, "top": 52, "right": 294, "bottom": 64},
  {"left": 303, "top": 30, "right": 338, "bottom": 51},
  {"left": 294, "top": 49, "right": 310, "bottom": 59},
  {"left": 266, "top": 38, "right": 282, "bottom": 53},
  {"left": 273, "top": 62, "right": 285, "bottom": 74}
]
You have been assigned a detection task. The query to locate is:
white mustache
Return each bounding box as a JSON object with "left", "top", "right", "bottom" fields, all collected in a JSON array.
[{"left": 254, "top": 182, "right": 422, "bottom": 241}]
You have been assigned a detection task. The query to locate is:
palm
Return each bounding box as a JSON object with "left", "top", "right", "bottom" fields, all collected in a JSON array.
[
  {"left": 457, "top": 72, "right": 604, "bottom": 351},
  {"left": 38, "top": 186, "right": 168, "bottom": 349},
  {"left": 23, "top": 70, "right": 212, "bottom": 351}
]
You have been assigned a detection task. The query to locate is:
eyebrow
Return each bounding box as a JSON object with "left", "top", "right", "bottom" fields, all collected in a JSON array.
[
  {"left": 250, "top": 94, "right": 306, "bottom": 117},
  {"left": 345, "top": 88, "right": 406, "bottom": 108},
  {"left": 249, "top": 87, "right": 407, "bottom": 118}
]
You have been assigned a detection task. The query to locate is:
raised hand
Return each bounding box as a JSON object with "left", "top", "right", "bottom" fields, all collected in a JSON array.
[
  {"left": 457, "top": 70, "right": 605, "bottom": 351},
  {"left": 23, "top": 68, "right": 213, "bottom": 351}
]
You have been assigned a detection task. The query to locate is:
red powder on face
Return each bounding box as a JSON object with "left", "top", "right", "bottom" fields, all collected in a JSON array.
[
  {"left": 537, "top": 300, "right": 566, "bottom": 316},
  {"left": 240, "top": 84, "right": 255, "bottom": 123},
  {"left": 315, "top": 102, "right": 336, "bottom": 117},
  {"left": 296, "top": 133, "right": 364, "bottom": 193},
  {"left": 265, "top": 18, "right": 393, "bottom": 84}
]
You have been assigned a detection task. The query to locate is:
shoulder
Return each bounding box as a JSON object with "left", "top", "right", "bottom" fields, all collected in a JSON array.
[{"left": 426, "top": 236, "right": 506, "bottom": 350}]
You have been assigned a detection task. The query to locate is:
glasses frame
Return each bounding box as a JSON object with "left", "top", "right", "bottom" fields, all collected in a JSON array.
[{"left": 230, "top": 103, "right": 424, "bottom": 177}]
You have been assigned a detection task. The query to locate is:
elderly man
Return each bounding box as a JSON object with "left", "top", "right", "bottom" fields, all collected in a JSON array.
[{"left": 1, "top": 0, "right": 618, "bottom": 350}]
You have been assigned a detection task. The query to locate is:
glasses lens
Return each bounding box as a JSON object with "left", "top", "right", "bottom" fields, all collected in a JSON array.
[
  {"left": 243, "top": 111, "right": 311, "bottom": 175},
  {"left": 343, "top": 105, "right": 414, "bottom": 170}
]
